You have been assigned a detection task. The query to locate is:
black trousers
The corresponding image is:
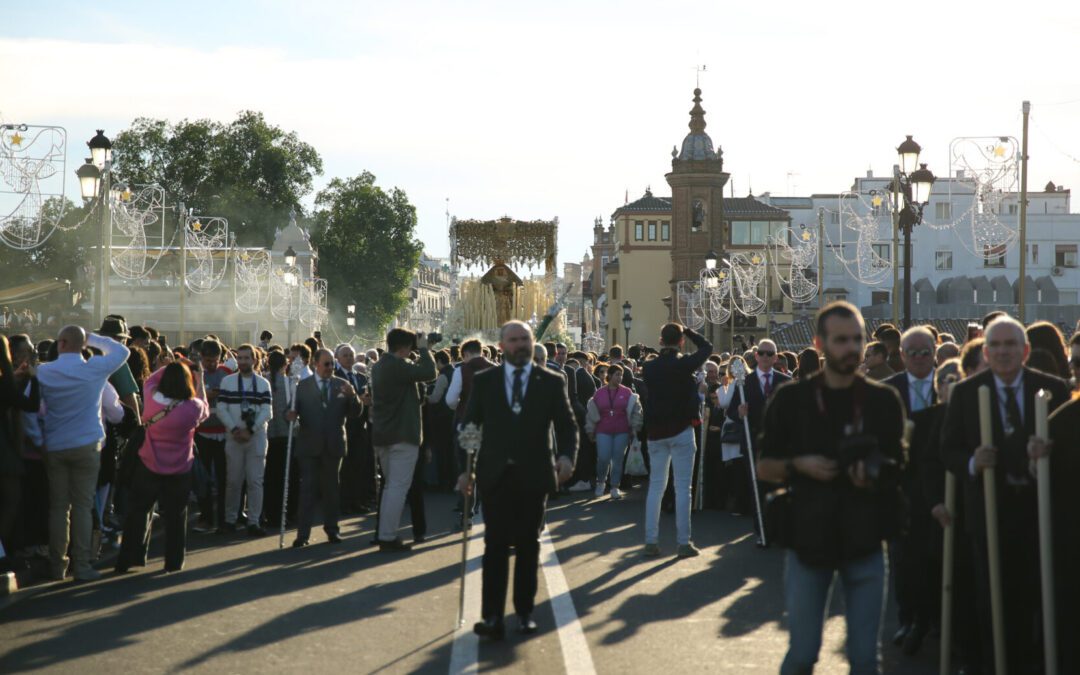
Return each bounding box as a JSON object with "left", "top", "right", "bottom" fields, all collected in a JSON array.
[
  {"left": 17, "top": 457, "right": 49, "bottom": 548},
  {"left": 195, "top": 436, "right": 226, "bottom": 528},
  {"left": 118, "top": 461, "right": 191, "bottom": 571},
  {"left": 297, "top": 454, "right": 342, "bottom": 541},
  {"left": 262, "top": 436, "right": 299, "bottom": 526},
  {"left": 339, "top": 420, "right": 367, "bottom": 512},
  {"left": 480, "top": 465, "right": 546, "bottom": 620}
]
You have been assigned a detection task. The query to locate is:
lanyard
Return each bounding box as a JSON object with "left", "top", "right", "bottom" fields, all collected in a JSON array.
[
  {"left": 601, "top": 386, "right": 620, "bottom": 418},
  {"left": 813, "top": 374, "right": 865, "bottom": 435},
  {"left": 237, "top": 373, "right": 253, "bottom": 411}
]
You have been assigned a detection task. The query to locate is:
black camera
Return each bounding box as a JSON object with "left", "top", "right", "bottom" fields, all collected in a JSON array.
[
  {"left": 240, "top": 408, "right": 257, "bottom": 433},
  {"left": 834, "top": 433, "right": 895, "bottom": 484}
]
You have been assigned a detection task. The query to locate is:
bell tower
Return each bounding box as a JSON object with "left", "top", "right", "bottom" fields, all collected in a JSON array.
[{"left": 665, "top": 88, "right": 730, "bottom": 321}]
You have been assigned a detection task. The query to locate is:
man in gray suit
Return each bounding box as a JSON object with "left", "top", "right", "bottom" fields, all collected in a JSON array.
[{"left": 286, "top": 348, "right": 362, "bottom": 547}]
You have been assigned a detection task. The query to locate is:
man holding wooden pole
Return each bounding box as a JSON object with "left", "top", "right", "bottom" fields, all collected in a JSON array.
[{"left": 941, "top": 316, "right": 1069, "bottom": 674}]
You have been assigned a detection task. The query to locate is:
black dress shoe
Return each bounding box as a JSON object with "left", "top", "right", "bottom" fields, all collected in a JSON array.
[
  {"left": 413, "top": 534, "right": 426, "bottom": 544},
  {"left": 377, "top": 538, "right": 412, "bottom": 552},
  {"left": 902, "top": 622, "right": 927, "bottom": 655},
  {"left": 517, "top": 614, "right": 538, "bottom": 635},
  {"left": 326, "top": 533, "right": 343, "bottom": 544},
  {"left": 292, "top": 538, "right": 309, "bottom": 548},
  {"left": 892, "top": 623, "right": 911, "bottom": 646},
  {"left": 247, "top": 524, "right": 266, "bottom": 537},
  {"left": 473, "top": 617, "right": 505, "bottom": 640}
]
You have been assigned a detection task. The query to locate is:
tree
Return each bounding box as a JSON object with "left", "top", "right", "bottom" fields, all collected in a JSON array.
[
  {"left": 111, "top": 111, "right": 323, "bottom": 248},
  {"left": 312, "top": 172, "right": 422, "bottom": 332}
]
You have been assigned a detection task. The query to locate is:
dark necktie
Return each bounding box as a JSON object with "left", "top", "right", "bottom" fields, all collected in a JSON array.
[
  {"left": 763, "top": 372, "right": 772, "bottom": 397},
  {"left": 1003, "top": 385, "right": 1022, "bottom": 435},
  {"left": 512, "top": 368, "right": 524, "bottom": 414},
  {"left": 321, "top": 378, "right": 330, "bottom": 405}
]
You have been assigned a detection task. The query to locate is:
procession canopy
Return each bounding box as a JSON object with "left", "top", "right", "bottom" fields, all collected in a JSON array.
[{"left": 449, "top": 215, "right": 558, "bottom": 272}]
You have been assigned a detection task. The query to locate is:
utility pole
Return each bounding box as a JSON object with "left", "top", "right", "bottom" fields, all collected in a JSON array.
[
  {"left": 1018, "top": 101, "right": 1031, "bottom": 323},
  {"left": 229, "top": 232, "right": 238, "bottom": 346},
  {"left": 178, "top": 202, "right": 187, "bottom": 346},
  {"left": 817, "top": 208, "right": 824, "bottom": 310}
]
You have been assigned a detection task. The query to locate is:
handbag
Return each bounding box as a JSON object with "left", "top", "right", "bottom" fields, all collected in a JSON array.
[
  {"left": 117, "top": 400, "right": 180, "bottom": 486},
  {"left": 623, "top": 438, "right": 648, "bottom": 476}
]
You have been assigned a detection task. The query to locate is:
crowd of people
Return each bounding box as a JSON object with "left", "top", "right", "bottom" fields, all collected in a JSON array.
[{"left": 0, "top": 303, "right": 1077, "bottom": 673}]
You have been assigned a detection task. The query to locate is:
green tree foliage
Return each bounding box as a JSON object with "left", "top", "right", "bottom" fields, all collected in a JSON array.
[
  {"left": 0, "top": 197, "right": 96, "bottom": 289},
  {"left": 111, "top": 111, "right": 323, "bottom": 247},
  {"left": 312, "top": 172, "right": 422, "bottom": 332}
]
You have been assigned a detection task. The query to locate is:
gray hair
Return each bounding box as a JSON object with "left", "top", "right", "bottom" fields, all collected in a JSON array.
[
  {"left": 900, "top": 326, "right": 935, "bottom": 349},
  {"left": 985, "top": 315, "right": 1028, "bottom": 344}
]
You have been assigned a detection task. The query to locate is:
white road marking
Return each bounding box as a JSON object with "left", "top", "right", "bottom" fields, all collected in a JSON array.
[
  {"left": 448, "top": 523, "right": 484, "bottom": 675},
  {"left": 540, "top": 525, "right": 597, "bottom": 675}
]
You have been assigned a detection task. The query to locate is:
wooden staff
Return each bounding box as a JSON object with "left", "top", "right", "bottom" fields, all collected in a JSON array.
[
  {"left": 457, "top": 423, "right": 482, "bottom": 628},
  {"left": 729, "top": 358, "right": 766, "bottom": 546},
  {"left": 939, "top": 470, "right": 956, "bottom": 675},
  {"left": 696, "top": 406, "right": 709, "bottom": 511},
  {"left": 978, "top": 385, "right": 1007, "bottom": 673},
  {"left": 1035, "top": 389, "right": 1057, "bottom": 675}
]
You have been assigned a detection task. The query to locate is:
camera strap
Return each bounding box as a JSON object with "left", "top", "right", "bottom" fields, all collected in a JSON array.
[{"left": 812, "top": 374, "right": 865, "bottom": 435}]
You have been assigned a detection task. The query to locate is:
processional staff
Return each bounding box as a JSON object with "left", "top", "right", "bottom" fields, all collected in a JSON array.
[
  {"left": 977, "top": 385, "right": 1007, "bottom": 674},
  {"left": 728, "top": 358, "right": 766, "bottom": 546}
]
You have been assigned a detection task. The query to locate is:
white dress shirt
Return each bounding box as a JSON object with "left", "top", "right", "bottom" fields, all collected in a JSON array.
[{"left": 503, "top": 361, "right": 532, "bottom": 406}]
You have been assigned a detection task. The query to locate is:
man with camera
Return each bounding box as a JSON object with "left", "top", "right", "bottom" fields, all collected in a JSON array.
[
  {"left": 757, "top": 301, "right": 906, "bottom": 674},
  {"left": 215, "top": 344, "right": 273, "bottom": 535},
  {"left": 370, "top": 328, "right": 437, "bottom": 552}
]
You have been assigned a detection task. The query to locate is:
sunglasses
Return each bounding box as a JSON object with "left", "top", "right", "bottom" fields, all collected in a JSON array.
[
  {"left": 757, "top": 350, "right": 776, "bottom": 357},
  {"left": 905, "top": 348, "right": 933, "bottom": 358}
]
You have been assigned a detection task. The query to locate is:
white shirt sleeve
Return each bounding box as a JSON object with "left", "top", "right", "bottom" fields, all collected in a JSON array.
[
  {"left": 444, "top": 367, "right": 463, "bottom": 409},
  {"left": 101, "top": 382, "right": 125, "bottom": 425}
]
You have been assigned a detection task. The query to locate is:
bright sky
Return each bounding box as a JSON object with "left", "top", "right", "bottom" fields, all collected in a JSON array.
[{"left": 3, "top": 0, "right": 1080, "bottom": 268}]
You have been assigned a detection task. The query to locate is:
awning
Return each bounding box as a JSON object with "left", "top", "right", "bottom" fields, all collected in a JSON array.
[{"left": 0, "top": 279, "right": 70, "bottom": 305}]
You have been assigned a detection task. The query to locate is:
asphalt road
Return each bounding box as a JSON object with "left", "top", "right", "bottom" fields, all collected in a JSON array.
[{"left": 0, "top": 488, "right": 938, "bottom": 674}]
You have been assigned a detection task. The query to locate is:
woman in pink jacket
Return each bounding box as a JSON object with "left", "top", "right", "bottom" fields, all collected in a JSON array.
[
  {"left": 585, "top": 364, "right": 643, "bottom": 500},
  {"left": 116, "top": 360, "right": 208, "bottom": 574}
]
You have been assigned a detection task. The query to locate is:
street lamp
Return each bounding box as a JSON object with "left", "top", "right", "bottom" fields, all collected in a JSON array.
[
  {"left": 891, "top": 136, "right": 936, "bottom": 329},
  {"left": 346, "top": 301, "right": 356, "bottom": 328},
  {"left": 76, "top": 158, "right": 101, "bottom": 198},
  {"left": 87, "top": 129, "right": 112, "bottom": 169},
  {"left": 75, "top": 129, "right": 114, "bottom": 328},
  {"left": 284, "top": 245, "right": 297, "bottom": 267},
  {"left": 622, "top": 300, "right": 632, "bottom": 346},
  {"left": 704, "top": 250, "right": 718, "bottom": 270}
]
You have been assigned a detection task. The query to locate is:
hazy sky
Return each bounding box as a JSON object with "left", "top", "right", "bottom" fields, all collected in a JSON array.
[{"left": 3, "top": 0, "right": 1079, "bottom": 268}]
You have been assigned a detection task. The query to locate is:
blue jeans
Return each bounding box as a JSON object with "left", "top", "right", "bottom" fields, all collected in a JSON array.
[
  {"left": 644, "top": 427, "right": 695, "bottom": 545},
  {"left": 595, "top": 432, "right": 628, "bottom": 487},
  {"left": 781, "top": 547, "right": 887, "bottom": 675}
]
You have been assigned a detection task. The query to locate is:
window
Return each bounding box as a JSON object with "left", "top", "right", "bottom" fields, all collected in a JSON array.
[
  {"left": 935, "top": 250, "right": 953, "bottom": 270},
  {"left": 732, "top": 221, "right": 750, "bottom": 245},
  {"left": 648, "top": 221, "right": 657, "bottom": 241},
  {"left": 634, "top": 221, "right": 644, "bottom": 241},
  {"left": 611, "top": 279, "right": 617, "bottom": 299},
  {"left": 1008, "top": 204, "right": 1018, "bottom": 215},
  {"left": 661, "top": 221, "right": 670, "bottom": 241},
  {"left": 935, "top": 202, "right": 952, "bottom": 220},
  {"left": 1031, "top": 244, "right": 1039, "bottom": 265},
  {"left": 1056, "top": 244, "right": 1078, "bottom": 267},
  {"left": 600, "top": 255, "right": 609, "bottom": 287},
  {"left": 731, "top": 220, "right": 786, "bottom": 246},
  {"left": 830, "top": 211, "right": 840, "bottom": 224},
  {"left": 871, "top": 291, "right": 890, "bottom": 305},
  {"left": 872, "top": 243, "right": 890, "bottom": 267},
  {"left": 984, "top": 243, "right": 1006, "bottom": 268}
]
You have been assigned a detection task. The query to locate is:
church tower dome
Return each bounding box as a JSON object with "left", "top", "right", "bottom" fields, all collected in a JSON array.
[{"left": 676, "top": 88, "right": 722, "bottom": 164}]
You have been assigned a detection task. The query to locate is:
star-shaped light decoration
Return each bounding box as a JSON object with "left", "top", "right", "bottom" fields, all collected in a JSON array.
[
  {"left": 801, "top": 231, "right": 812, "bottom": 241},
  {"left": 871, "top": 195, "right": 883, "bottom": 208},
  {"left": 750, "top": 254, "right": 762, "bottom": 265},
  {"left": 993, "top": 144, "right": 1006, "bottom": 158},
  {"left": 191, "top": 220, "right": 202, "bottom": 231},
  {"left": 9, "top": 132, "right": 23, "bottom": 147}
]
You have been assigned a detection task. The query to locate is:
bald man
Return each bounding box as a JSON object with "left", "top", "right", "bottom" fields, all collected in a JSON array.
[{"left": 941, "top": 316, "right": 1070, "bottom": 672}]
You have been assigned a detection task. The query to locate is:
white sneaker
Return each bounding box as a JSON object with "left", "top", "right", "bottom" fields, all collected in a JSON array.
[
  {"left": 594, "top": 485, "right": 606, "bottom": 498},
  {"left": 568, "top": 480, "right": 592, "bottom": 492},
  {"left": 610, "top": 488, "right": 623, "bottom": 500}
]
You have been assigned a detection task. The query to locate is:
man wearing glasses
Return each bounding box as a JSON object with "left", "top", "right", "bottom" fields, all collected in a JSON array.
[
  {"left": 883, "top": 326, "right": 938, "bottom": 655},
  {"left": 726, "top": 338, "right": 791, "bottom": 541}
]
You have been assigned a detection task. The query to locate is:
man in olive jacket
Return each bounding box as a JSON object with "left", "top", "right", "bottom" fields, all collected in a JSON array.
[{"left": 370, "top": 328, "right": 436, "bottom": 551}]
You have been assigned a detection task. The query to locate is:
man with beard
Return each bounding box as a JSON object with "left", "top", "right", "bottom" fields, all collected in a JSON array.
[
  {"left": 757, "top": 301, "right": 906, "bottom": 674},
  {"left": 459, "top": 321, "right": 577, "bottom": 639}
]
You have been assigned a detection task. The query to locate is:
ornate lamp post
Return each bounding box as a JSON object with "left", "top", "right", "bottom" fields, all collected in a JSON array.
[
  {"left": 346, "top": 301, "right": 356, "bottom": 328},
  {"left": 76, "top": 129, "right": 114, "bottom": 327},
  {"left": 622, "top": 300, "right": 632, "bottom": 347},
  {"left": 891, "top": 136, "right": 936, "bottom": 328}
]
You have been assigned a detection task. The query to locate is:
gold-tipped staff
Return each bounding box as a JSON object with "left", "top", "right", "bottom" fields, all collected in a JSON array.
[
  {"left": 1034, "top": 389, "right": 1057, "bottom": 675},
  {"left": 977, "top": 385, "right": 1006, "bottom": 674},
  {"left": 457, "top": 422, "right": 482, "bottom": 628},
  {"left": 728, "top": 357, "right": 766, "bottom": 546},
  {"left": 695, "top": 405, "right": 709, "bottom": 511}
]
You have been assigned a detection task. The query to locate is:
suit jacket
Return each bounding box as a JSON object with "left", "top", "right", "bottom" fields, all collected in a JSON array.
[
  {"left": 726, "top": 368, "right": 792, "bottom": 439},
  {"left": 940, "top": 366, "right": 1070, "bottom": 533},
  {"left": 462, "top": 364, "right": 578, "bottom": 495},
  {"left": 293, "top": 374, "right": 362, "bottom": 459},
  {"left": 884, "top": 370, "right": 939, "bottom": 511}
]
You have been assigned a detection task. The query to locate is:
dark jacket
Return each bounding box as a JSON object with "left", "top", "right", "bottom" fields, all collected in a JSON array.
[
  {"left": 759, "top": 373, "right": 907, "bottom": 567},
  {"left": 726, "top": 367, "right": 792, "bottom": 443},
  {"left": 462, "top": 363, "right": 578, "bottom": 495},
  {"left": 370, "top": 348, "right": 436, "bottom": 447},
  {"left": 293, "top": 375, "right": 363, "bottom": 458},
  {"left": 641, "top": 328, "right": 712, "bottom": 440}
]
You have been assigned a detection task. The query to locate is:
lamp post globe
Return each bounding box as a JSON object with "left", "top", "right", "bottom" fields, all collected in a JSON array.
[
  {"left": 87, "top": 129, "right": 112, "bottom": 170},
  {"left": 909, "top": 164, "right": 936, "bottom": 204},
  {"left": 705, "top": 250, "right": 718, "bottom": 271},
  {"left": 76, "top": 158, "right": 101, "bottom": 199},
  {"left": 284, "top": 245, "right": 297, "bottom": 267},
  {"left": 896, "top": 134, "right": 921, "bottom": 176}
]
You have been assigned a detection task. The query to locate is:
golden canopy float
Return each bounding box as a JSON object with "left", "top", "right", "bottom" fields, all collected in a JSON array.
[{"left": 449, "top": 216, "right": 562, "bottom": 335}]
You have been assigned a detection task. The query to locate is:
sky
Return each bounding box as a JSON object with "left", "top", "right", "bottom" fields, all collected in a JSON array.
[{"left": 3, "top": 0, "right": 1080, "bottom": 269}]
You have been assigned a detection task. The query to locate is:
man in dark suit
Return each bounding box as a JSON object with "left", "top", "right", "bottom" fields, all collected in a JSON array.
[
  {"left": 335, "top": 344, "right": 374, "bottom": 514},
  {"left": 941, "top": 316, "right": 1071, "bottom": 673},
  {"left": 726, "top": 338, "right": 790, "bottom": 529},
  {"left": 286, "top": 348, "right": 362, "bottom": 547},
  {"left": 460, "top": 320, "right": 578, "bottom": 639},
  {"left": 883, "top": 326, "right": 938, "bottom": 654}
]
